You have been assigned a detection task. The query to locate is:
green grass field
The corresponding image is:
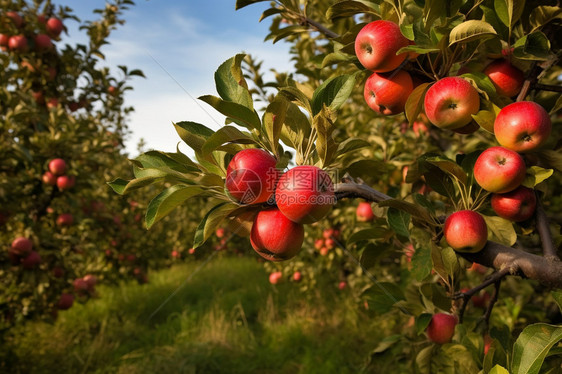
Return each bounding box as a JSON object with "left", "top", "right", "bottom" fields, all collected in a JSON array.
[{"left": 1, "top": 256, "right": 398, "bottom": 373}]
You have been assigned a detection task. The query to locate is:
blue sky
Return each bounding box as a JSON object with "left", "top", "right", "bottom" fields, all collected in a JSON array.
[{"left": 57, "top": 1, "right": 292, "bottom": 155}]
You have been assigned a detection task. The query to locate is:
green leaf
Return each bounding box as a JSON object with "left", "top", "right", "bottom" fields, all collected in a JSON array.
[
  {"left": 146, "top": 185, "right": 205, "bottom": 229},
  {"left": 280, "top": 86, "right": 313, "bottom": 114},
  {"left": 513, "top": 31, "right": 551, "bottom": 60},
  {"left": 266, "top": 25, "right": 308, "bottom": 43},
  {"left": 489, "top": 365, "right": 510, "bottom": 374},
  {"left": 214, "top": 54, "right": 253, "bottom": 110},
  {"left": 107, "top": 178, "right": 129, "bottom": 195},
  {"left": 313, "top": 108, "right": 338, "bottom": 168},
  {"left": 336, "top": 137, "right": 370, "bottom": 157},
  {"left": 173, "top": 121, "right": 214, "bottom": 154},
  {"left": 416, "top": 313, "right": 433, "bottom": 335},
  {"left": 135, "top": 150, "right": 199, "bottom": 173},
  {"left": 370, "top": 334, "right": 402, "bottom": 354},
  {"left": 201, "top": 126, "right": 257, "bottom": 155},
  {"left": 235, "top": 0, "right": 268, "bottom": 10},
  {"left": 482, "top": 215, "right": 517, "bottom": 246},
  {"left": 259, "top": 7, "right": 283, "bottom": 22},
  {"left": 348, "top": 227, "right": 391, "bottom": 245},
  {"left": 413, "top": 194, "right": 435, "bottom": 215},
  {"left": 405, "top": 83, "right": 430, "bottom": 125},
  {"left": 396, "top": 45, "right": 439, "bottom": 56},
  {"left": 378, "top": 199, "right": 434, "bottom": 223},
  {"left": 530, "top": 6, "right": 562, "bottom": 31},
  {"left": 387, "top": 208, "right": 411, "bottom": 239},
  {"left": 263, "top": 97, "right": 289, "bottom": 156},
  {"left": 522, "top": 166, "right": 554, "bottom": 188},
  {"left": 471, "top": 109, "right": 496, "bottom": 133},
  {"left": 193, "top": 203, "right": 239, "bottom": 248},
  {"left": 425, "top": 158, "right": 468, "bottom": 185},
  {"left": 311, "top": 73, "right": 358, "bottom": 116},
  {"left": 449, "top": 20, "right": 497, "bottom": 46},
  {"left": 199, "top": 95, "right": 261, "bottom": 131},
  {"left": 326, "top": 1, "right": 379, "bottom": 20},
  {"left": 495, "top": 0, "right": 526, "bottom": 27},
  {"left": 411, "top": 246, "right": 433, "bottom": 281},
  {"left": 512, "top": 323, "right": 562, "bottom": 374}
]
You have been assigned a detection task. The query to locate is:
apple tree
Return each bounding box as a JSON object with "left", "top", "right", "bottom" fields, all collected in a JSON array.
[
  {"left": 112, "top": 0, "right": 562, "bottom": 372},
  {"left": 0, "top": 0, "right": 208, "bottom": 331}
]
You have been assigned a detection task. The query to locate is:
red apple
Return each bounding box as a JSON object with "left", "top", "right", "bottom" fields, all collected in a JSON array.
[
  {"left": 57, "top": 293, "right": 74, "bottom": 310},
  {"left": 11, "top": 237, "right": 32, "bottom": 256},
  {"left": 225, "top": 148, "right": 278, "bottom": 204},
  {"left": 444, "top": 210, "right": 488, "bottom": 253},
  {"left": 319, "top": 247, "right": 329, "bottom": 256},
  {"left": 108, "top": 85, "right": 118, "bottom": 96},
  {"left": 37, "top": 14, "right": 46, "bottom": 24},
  {"left": 188, "top": 248, "right": 195, "bottom": 255},
  {"left": 8, "top": 35, "right": 27, "bottom": 52},
  {"left": 413, "top": 120, "right": 428, "bottom": 137},
  {"left": 356, "top": 201, "right": 375, "bottom": 222},
  {"left": 32, "top": 90, "right": 45, "bottom": 105},
  {"left": 6, "top": 11, "right": 23, "bottom": 28},
  {"left": 484, "top": 335, "right": 493, "bottom": 355},
  {"left": 127, "top": 254, "right": 136, "bottom": 262},
  {"left": 426, "top": 313, "right": 458, "bottom": 344},
  {"left": 484, "top": 59, "right": 524, "bottom": 97},
  {"left": 474, "top": 146, "right": 526, "bottom": 193},
  {"left": 491, "top": 186, "right": 537, "bottom": 222},
  {"left": 46, "top": 17, "right": 64, "bottom": 38},
  {"left": 354, "top": 20, "right": 409, "bottom": 72},
  {"left": 48, "top": 158, "right": 66, "bottom": 176},
  {"left": 292, "top": 271, "right": 302, "bottom": 282},
  {"left": 494, "top": 101, "right": 552, "bottom": 153},
  {"left": 74, "top": 278, "right": 89, "bottom": 294},
  {"left": 275, "top": 165, "right": 335, "bottom": 224},
  {"left": 42, "top": 171, "right": 56, "bottom": 185},
  {"left": 338, "top": 281, "right": 347, "bottom": 290},
  {"left": 56, "top": 213, "right": 74, "bottom": 227},
  {"left": 424, "top": 77, "right": 480, "bottom": 129},
  {"left": 472, "top": 291, "right": 491, "bottom": 308},
  {"left": 215, "top": 227, "right": 225, "bottom": 238},
  {"left": 323, "top": 228, "right": 335, "bottom": 239},
  {"left": 56, "top": 175, "right": 75, "bottom": 190},
  {"left": 468, "top": 262, "right": 488, "bottom": 275},
  {"left": 269, "top": 271, "right": 282, "bottom": 284},
  {"left": 0, "top": 33, "right": 9, "bottom": 50},
  {"left": 250, "top": 208, "right": 304, "bottom": 261},
  {"left": 21, "top": 251, "right": 41, "bottom": 269},
  {"left": 325, "top": 238, "right": 335, "bottom": 249},
  {"left": 314, "top": 239, "right": 324, "bottom": 250},
  {"left": 34, "top": 34, "right": 53, "bottom": 52},
  {"left": 363, "top": 70, "right": 413, "bottom": 115},
  {"left": 171, "top": 250, "right": 180, "bottom": 258},
  {"left": 46, "top": 98, "right": 59, "bottom": 109}
]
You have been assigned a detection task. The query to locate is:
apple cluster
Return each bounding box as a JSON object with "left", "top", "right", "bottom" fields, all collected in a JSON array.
[
  {"left": 225, "top": 148, "right": 336, "bottom": 261},
  {"left": 9, "top": 236, "right": 41, "bottom": 269},
  {"left": 43, "top": 158, "right": 75, "bottom": 191},
  {"left": 0, "top": 11, "right": 63, "bottom": 54},
  {"left": 313, "top": 227, "right": 341, "bottom": 256}
]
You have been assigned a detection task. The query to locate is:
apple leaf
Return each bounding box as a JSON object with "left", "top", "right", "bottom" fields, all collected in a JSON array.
[
  {"left": 336, "top": 137, "right": 370, "bottom": 157},
  {"left": 396, "top": 44, "right": 440, "bottom": 55},
  {"left": 387, "top": 207, "right": 411, "bottom": 239},
  {"left": 266, "top": 25, "right": 309, "bottom": 44},
  {"left": 369, "top": 334, "right": 402, "bottom": 354},
  {"left": 259, "top": 7, "right": 283, "bottom": 22},
  {"left": 280, "top": 86, "right": 313, "bottom": 114},
  {"left": 214, "top": 54, "right": 253, "bottom": 110},
  {"left": 173, "top": 121, "right": 215, "bottom": 154},
  {"left": 263, "top": 97, "right": 288, "bottom": 156},
  {"left": 411, "top": 246, "right": 433, "bottom": 281},
  {"left": 512, "top": 323, "right": 562, "bottom": 374},
  {"left": 405, "top": 83, "right": 430, "bottom": 125},
  {"left": 522, "top": 166, "right": 554, "bottom": 188},
  {"left": 513, "top": 31, "right": 551, "bottom": 60},
  {"left": 530, "top": 6, "right": 562, "bottom": 31},
  {"left": 482, "top": 215, "right": 517, "bottom": 246},
  {"left": 201, "top": 126, "right": 256, "bottom": 155},
  {"left": 326, "top": 1, "right": 379, "bottom": 20},
  {"left": 313, "top": 107, "right": 338, "bottom": 168},
  {"left": 494, "top": 0, "right": 526, "bottom": 27},
  {"left": 193, "top": 202, "right": 239, "bottom": 248},
  {"left": 536, "top": 150, "right": 562, "bottom": 172},
  {"left": 235, "top": 0, "right": 269, "bottom": 10},
  {"left": 489, "top": 365, "right": 510, "bottom": 374},
  {"left": 471, "top": 109, "right": 496, "bottom": 133},
  {"left": 415, "top": 313, "right": 433, "bottom": 335},
  {"left": 552, "top": 290, "right": 562, "bottom": 313},
  {"left": 199, "top": 95, "right": 261, "bottom": 131},
  {"left": 311, "top": 72, "right": 358, "bottom": 116},
  {"left": 348, "top": 227, "right": 391, "bottom": 245},
  {"left": 135, "top": 150, "right": 200, "bottom": 173},
  {"left": 425, "top": 158, "right": 468, "bottom": 186},
  {"left": 379, "top": 198, "right": 434, "bottom": 223},
  {"left": 449, "top": 20, "right": 498, "bottom": 46},
  {"left": 146, "top": 185, "right": 205, "bottom": 229}
]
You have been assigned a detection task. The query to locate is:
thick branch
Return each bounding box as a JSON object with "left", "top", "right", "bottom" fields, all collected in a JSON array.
[
  {"left": 335, "top": 181, "right": 562, "bottom": 289},
  {"left": 532, "top": 83, "right": 562, "bottom": 93}
]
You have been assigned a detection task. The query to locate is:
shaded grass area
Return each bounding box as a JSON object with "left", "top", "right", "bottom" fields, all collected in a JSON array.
[{"left": 1, "top": 256, "right": 391, "bottom": 373}]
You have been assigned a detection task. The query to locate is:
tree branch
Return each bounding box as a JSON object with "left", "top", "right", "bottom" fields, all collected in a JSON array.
[
  {"left": 299, "top": 16, "right": 340, "bottom": 39},
  {"left": 535, "top": 194, "right": 559, "bottom": 260},
  {"left": 334, "top": 181, "right": 562, "bottom": 289},
  {"left": 532, "top": 82, "right": 562, "bottom": 93}
]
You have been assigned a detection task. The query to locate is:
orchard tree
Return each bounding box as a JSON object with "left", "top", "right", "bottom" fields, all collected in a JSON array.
[
  {"left": 0, "top": 0, "right": 206, "bottom": 331},
  {"left": 112, "top": 0, "right": 562, "bottom": 372}
]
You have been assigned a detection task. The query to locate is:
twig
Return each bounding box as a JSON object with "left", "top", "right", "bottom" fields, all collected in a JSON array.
[
  {"left": 535, "top": 193, "right": 560, "bottom": 260},
  {"left": 299, "top": 16, "right": 340, "bottom": 39},
  {"left": 532, "top": 83, "right": 562, "bottom": 93},
  {"left": 481, "top": 279, "right": 501, "bottom": 328}
]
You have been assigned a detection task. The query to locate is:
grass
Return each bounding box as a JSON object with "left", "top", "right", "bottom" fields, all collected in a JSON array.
[{"left": 1, "top": 256, "right": 392, "bottom": 373}]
